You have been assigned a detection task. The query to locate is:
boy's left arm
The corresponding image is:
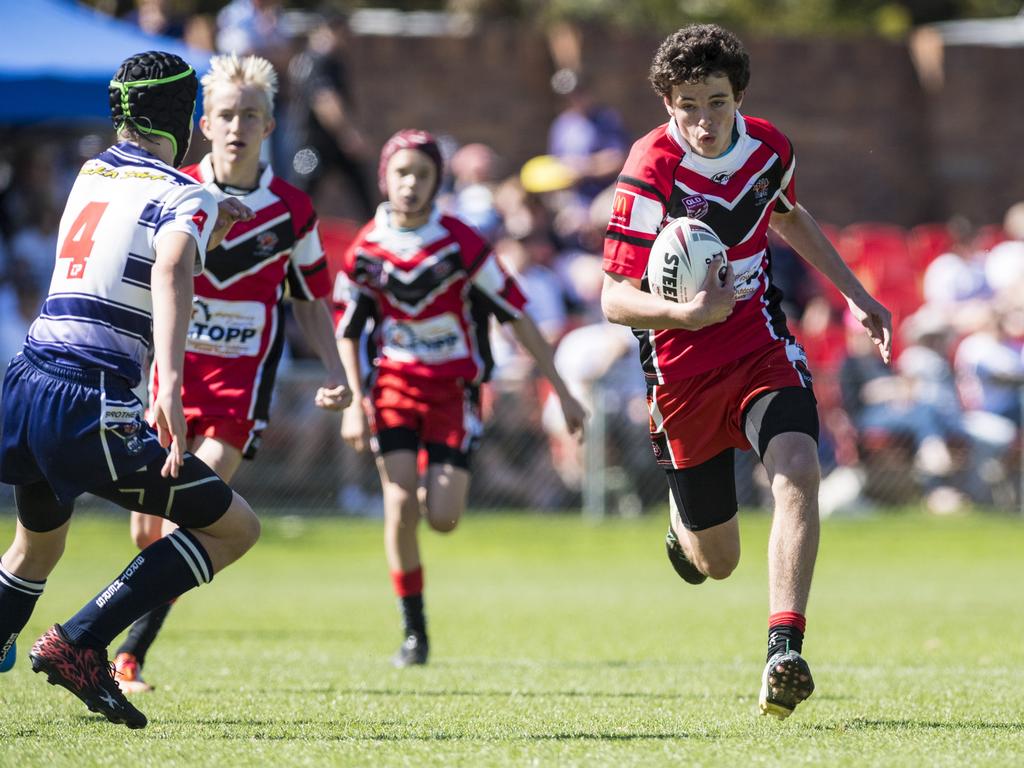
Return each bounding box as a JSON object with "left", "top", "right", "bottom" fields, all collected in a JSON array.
[
  {"left": 292, "top": 297, "right": 353, "bottom": 411},
  {"left": 508, "top": 314, "right": 588, "bottom": 437},
  {"left": 770, "top": 204, "right": 892, "bottom": 364}
]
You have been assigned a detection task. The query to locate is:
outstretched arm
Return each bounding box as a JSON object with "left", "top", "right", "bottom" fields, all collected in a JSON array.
[
  {"left": 507, "top": 314, "right": 587, "bottom": 437},
  {"left": 770, "top": 205, "right": 892, "bottom": 364},
  {"left": 292, "top": 298, "right": 352, "bottom": 411}
]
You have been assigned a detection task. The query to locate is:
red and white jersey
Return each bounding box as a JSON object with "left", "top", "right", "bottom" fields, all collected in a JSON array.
[
  {"left": 334, "top": 204, "right": 526, "bottom": 384},
  {"left": 603, "top": 113, "right": 798, "bottom": 384},
  {"left": 153, "top": 156, "right": 331, "bottom": 420}
]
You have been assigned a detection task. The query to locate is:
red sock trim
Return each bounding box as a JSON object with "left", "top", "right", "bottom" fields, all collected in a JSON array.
[
  {"left": 769, "top": 611, "right": 806, "bottom": 634},
  {"left": 391, "top": 567, "right": 423, "bottom": 597}
]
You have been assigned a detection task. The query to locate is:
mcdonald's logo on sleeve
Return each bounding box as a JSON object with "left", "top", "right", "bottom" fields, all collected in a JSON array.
[{"left": 609, "top": 190, "right": 636, "bottom": 228}]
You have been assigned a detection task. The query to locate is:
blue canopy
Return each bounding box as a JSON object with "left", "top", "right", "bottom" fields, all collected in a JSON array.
[{"left": 0, "top": 0, "right": 211, "bottom": 123}]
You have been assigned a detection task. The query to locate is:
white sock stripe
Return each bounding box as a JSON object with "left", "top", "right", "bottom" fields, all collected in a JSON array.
[
  {"left": 0, "top": 565, "right": 45, "bottom": 595},
  {"left": 167, "top": 532, "right": 206, "bottom": 586},
  {"left": 169, "top": 530, "right": 211, "bottom": 584}
]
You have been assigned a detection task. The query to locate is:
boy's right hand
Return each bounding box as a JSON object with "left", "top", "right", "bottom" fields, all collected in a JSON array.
[
  {"left": 686, "top": 255, "right": 735, "bottom": 329},
  {"left": 153, "top": 392, "right": 187, "bottom": 478},
  {"left": 208, "top": 198, "right": 255, "bottom": 250},
  {"left": 341, "top": 401, "right": 369, "bottom": 452}
]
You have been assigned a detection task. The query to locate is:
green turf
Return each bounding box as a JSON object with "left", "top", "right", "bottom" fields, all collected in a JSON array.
[{"left": 0, "top": 508, "right": 1022, "bottom": 767}]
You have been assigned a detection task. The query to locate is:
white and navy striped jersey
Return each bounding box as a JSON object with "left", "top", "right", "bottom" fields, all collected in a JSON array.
[{"left": 25, "top": 142, "right": 218, "bottom": 387}]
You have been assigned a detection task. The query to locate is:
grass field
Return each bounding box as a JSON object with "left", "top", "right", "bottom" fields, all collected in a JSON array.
[{"left": 0, "top": 507, "right": 1022, "bottom": 767}]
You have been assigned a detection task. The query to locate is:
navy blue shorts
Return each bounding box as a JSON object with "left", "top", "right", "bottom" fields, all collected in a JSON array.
[{"left": 0, "top": 350, "right": 167, "bottom": 505}]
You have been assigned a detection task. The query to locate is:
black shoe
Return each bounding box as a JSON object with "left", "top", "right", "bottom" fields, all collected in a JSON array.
[
  {"left": 30, "top": 624, "right": 148, "bottom": 729},
  {"left": 665, "top": 527, "right": 707, "bottom": 584},
  {"left": 392, "top": 632, "right": 429, "bottom": 668},
  {"left": 758, "top": 650, "right": 815, "bottom": 719}
]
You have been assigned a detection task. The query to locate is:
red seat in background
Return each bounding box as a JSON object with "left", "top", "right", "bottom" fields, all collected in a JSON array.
[{"left": 907, "top": 223, "right": 954, "bottom": 271}]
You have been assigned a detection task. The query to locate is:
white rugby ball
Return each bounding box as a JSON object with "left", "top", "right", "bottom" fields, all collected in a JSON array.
[{"left": 647, "top": 217, "right": 727, "bottom": 303}]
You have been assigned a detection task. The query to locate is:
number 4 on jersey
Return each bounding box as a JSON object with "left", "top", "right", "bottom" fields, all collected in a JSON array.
[{"left": 59, "top": 201, "right": 109, "bottom": 279}]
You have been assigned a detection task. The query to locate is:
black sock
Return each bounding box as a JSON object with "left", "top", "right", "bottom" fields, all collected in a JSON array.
[
  {"left": 399, "top": 594, "right": 426, "bottom": 638},
  {"left": 767, "top": 624, "right": 804, "bottom": 661},
  {"left": 63, "top": 529, "right": 212, "bottom": 649},
  {"left": 0, "top": 561, "right": 45, "bottom": 660},
  {"left": 116, "top": 601, "right": 174, "bottom": 666}
]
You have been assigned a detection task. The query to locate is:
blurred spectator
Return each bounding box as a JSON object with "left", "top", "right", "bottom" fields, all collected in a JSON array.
[
  {"left": 0, "top": 268, "right": 43, "bottom": 377},
  {"left": 128, "top": 0, "right": 186, "bottom": 39},
  {"left": 922, "top": 215, "right": 989, "bottom": 308},
  {"left": 445, "top": 142, "right": 501, "bottom": 239},
  {"left": 955, "top": 303, "right": 1024, "bottom": 427},
  {"left": 494, "top": 234, "right": 571, "bottom": 344},
  {"left": 286, "top": 10, "right": 374, "bottom": 218},
  {"left": 838, "top": 310, "right": 964, "bottom": 511},
  {"left": 547, "top": 68, "right": 628, "bottom": 206},
  {"left": 9, "top": 200, "right": 58, "bottom": 293},
  {"left": 216, "top": 0, "right": 289, "bottom": 65},
  {"left": 953, "top": 303, "right": 1024, "bottom": 506},
  {"left": 983, "top": 201, "right": 1024, "bottom": 300}
]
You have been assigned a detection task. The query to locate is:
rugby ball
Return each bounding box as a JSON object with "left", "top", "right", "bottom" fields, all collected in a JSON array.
[{"left": 647, "top": 217, "right": 727, "bottom": 303}]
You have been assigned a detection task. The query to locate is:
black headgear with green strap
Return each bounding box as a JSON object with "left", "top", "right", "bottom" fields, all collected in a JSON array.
[{"left": 109, "top": 51, "right": 198, "bottom": 167}]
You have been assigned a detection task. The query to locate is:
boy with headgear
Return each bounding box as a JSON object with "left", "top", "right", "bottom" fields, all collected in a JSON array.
[
  {"left": 0, "top": 51, "right": 258, "bottom": 729},
  {"left": 335, "top": 129, "right": 587, "bottom": 667}
]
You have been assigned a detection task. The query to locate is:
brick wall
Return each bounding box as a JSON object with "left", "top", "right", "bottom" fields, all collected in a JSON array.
[{"left": 345, "top": 23, "right": 1020, "bottom": 228}]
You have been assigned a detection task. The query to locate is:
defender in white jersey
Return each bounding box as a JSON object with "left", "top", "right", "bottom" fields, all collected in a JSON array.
[{"left": 0, "top": 52, "right": 259, "bottom": 730}]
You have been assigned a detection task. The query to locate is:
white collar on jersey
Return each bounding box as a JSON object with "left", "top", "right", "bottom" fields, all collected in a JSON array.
[
  {"left": 666, "top": 111, "right": 750, "bottom": 174},
  {"left": 369, "top": 201, "right": 443, "bottom": 237},
  {"left": 197, "top": 154, "right": 273, "bottom": 195}
]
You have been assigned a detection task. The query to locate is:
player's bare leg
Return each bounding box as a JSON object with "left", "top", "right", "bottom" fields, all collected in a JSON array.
[
  {"left": 1, "top": 484, "right": 75, "bottom": 669},
  {"left": 2, "top": 518, "right": 72, "bottom": 583},
  {"left": 758, "top": 431, "right": 820, "bottom": 719},
  {"left": 378, "top": 451, "right": 429, "bottom": 666},
  {"left": 669, "top": 496, "right": 740, "bottom": 581},
  {"left": 423, "top": 463, "right": 470, "bottom": 533},
  {"left": 117, "top": 436, "right": 245, "bottom": 692}
]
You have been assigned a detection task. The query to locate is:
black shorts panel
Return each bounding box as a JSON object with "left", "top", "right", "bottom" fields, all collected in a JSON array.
[
  {"left": 425, "top": 442, "right": 471, "bottom": 470},
  {"left": 15, "top": 480, "right": 75, "bottom": 533},
  {"left": 90, "top": 453, "right": 233, "bottom": 529},
  {"left": 743, "top": 386, "right": 819, "bottom": 459},
  {"left": 374, "top": 427, "right": 420, "bottom": 456},
  {"left": 666, "top": 448, "right": 738, "bottom": 532}
]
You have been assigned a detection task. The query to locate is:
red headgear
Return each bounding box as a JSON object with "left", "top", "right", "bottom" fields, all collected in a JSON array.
[{"left": 377, "top": 129, "right": 444, "bottom": 198}]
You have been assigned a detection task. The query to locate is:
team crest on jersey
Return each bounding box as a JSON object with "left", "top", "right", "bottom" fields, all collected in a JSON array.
[
  {"left": 255, "top": 231, "right": 279, "bottom": 257},
  {"left": 711, "top": 172, "right": 731, "bottom": 184},
  {"left": 359, "top": 256, "right": 386, "bottom": 288},
  {"left": 610, "top": 191, "right": 635, "bottom": 228},
  {"left": 432, "top": 259, "right": 455, "bottom": 280},
  {"left": 752, "top": 177, "right": 771, "bottom": 207},
  {"left": 683, "top": 195, "right": 709, "bottom": 219}
]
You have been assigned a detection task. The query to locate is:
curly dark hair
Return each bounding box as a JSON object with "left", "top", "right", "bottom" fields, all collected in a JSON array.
[{"left": 649, "top": 24, "right": 750, "bottom": 99}]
